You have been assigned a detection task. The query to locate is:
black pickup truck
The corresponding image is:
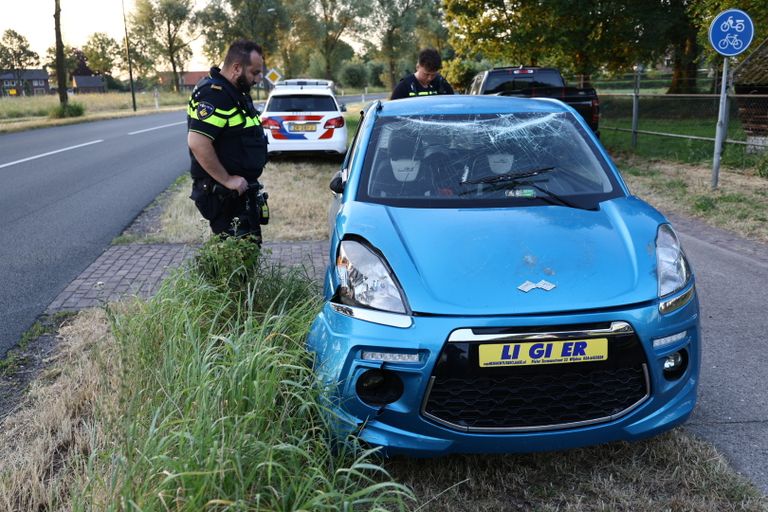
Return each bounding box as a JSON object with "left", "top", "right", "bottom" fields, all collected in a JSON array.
[{"left": 468, "top": 67, "right": 600, "bottom": 134}]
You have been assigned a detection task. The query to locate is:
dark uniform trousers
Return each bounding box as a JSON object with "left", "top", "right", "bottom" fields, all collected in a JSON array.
[{"left": 187, "top": 67, "right": 269, "bottom": 242}]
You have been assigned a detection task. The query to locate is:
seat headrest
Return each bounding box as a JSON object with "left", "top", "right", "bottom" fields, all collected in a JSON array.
[{"left": 389, "top": 130, "right": 416, "bottom": 160}]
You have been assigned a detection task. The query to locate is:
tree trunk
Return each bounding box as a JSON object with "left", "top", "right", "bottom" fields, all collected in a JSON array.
[
  {"left": 54, "top": 0, "right": 68, "bottom": 106},
  {"left": 667, "top": 29, "right": 698, "bottom": 94}
]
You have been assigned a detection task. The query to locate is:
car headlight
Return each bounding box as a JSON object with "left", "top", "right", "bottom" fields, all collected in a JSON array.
[
  {"left": 336, "top": 240, "right": 406, "bottom": 313},
  {"left": 656, "top": 224, "right": 691, "bottom": 297}
]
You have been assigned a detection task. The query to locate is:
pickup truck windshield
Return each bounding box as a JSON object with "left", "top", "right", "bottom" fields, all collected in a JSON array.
[
  {"left": 484, "top": 69, "right": 565, "bottom": 94},
  {"left": 357, "top": 112, "right": 622, "bottom": 210}
]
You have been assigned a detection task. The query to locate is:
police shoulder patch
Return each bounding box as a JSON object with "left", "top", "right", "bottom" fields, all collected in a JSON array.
[{"left": 197, "top": 101, "right": 215, "bottom": 119}]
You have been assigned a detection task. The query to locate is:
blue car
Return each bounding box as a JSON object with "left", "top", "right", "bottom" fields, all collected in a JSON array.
[{"left": 308, "top": 95, "right": 700, "bottom": 456}]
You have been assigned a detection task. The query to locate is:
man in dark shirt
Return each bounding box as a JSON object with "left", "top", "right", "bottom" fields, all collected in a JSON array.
[
  {"left": 390, "top": 48, "right": 455, "bottom": 100},
  {"left": 187, "top": 39, "right": 269, "bottom": 241}
]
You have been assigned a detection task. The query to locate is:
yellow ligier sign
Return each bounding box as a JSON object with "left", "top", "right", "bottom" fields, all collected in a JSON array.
[{"left": 478, "top": 338, "right": 608, "bottom": 367}]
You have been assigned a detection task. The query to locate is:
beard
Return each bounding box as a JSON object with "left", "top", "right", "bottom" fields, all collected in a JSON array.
[{"left": 235, "top": 71, "right": 253, "bottom": 93}]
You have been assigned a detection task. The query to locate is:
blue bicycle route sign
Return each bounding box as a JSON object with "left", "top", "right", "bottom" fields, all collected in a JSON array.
[{"left": 709, "top": 9, "right": 754, "bottom": 57}]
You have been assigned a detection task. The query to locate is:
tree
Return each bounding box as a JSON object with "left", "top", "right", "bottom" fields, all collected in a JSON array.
[
  {"left": 0, "top": 29, "right": 40, "bottom": 96},
  {"left": 53, "top": 0, "right": 67, "bottom": 106},
  {"left": 227, "top": 0, "right": 285, "bottom": 55},
  {"left": 83, "top": 32, "right": 120, "bottom": 76},
  {"left": 444, "top": 0, "right": 675, "bottom": 78},
  {"left": 131, "top": 0, "right": 196, "bottom": 92},
  {"left": 368, "top": 0, "right": 423, "bottom": 88},
  {"left": 312, "top": 0, "right": 370, "bottom": 79},
  {"left": 414, "top": 0, "right": 450, "bottom": 55},
  {"left": 194, "top": 0, "right": 230, "bottom": 65},
  {"left": 275, "top": 0, "right": 321, "bottom": 77},
  {"left": 45, "top": 46, "right": 93, "bottom": 81},
  {"left": 120, "top": 30, "right": 156, "bottom": 81}
]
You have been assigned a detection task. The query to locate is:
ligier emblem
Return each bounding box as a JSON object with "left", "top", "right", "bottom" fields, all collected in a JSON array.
[{"left": 518, "top": 280, "right": 556, "bottom": 292}]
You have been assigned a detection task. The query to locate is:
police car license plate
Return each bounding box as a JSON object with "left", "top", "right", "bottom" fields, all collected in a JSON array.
[
  {"left": 290, "top": 123, "right": 316, "bottom": 132},
  {"left": 478, "top": 338, "right": 608, "bottom": 368}
]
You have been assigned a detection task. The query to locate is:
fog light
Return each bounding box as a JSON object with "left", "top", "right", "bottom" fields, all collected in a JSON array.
[
  {"left": 664, "top": 352, "right": 682, "bottom": 370},
  {"left": 662, "top": 350, "right": 688, "bottom": 380},
  {"left": 356, "top": 369, "right": 404, "bottom": 406},
  {"left": 361, "top": 351, "right": 420, "bottom": 363}
]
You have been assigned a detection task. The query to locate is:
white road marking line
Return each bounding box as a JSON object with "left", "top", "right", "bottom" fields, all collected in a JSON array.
[
  {"left": 128, "top": 121, "right": 186, "bottom": 135},
  {"left": 0, "top": 139, "right": 104, "bottom": 169}
]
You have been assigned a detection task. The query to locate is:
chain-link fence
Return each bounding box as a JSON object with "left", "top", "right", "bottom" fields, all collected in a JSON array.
[
  {"left": 561, "top": 70, "right": 768, "bottom": 173},
  {"left": 597, "top": 92, "right": 768, "bottom": 172}
]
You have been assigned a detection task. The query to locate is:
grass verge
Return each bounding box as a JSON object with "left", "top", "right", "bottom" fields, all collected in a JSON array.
[
  {"left": 1, "top": 237, "right": 412, "bottom": 510},
  {"left": 118, "top": 157, "right": 340, "bottom": 245},
  {"left": 610, "top": 153, "right": 768, "bottom": 244}
]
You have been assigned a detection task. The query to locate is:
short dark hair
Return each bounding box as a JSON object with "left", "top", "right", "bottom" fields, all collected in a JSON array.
[
  {"left": 417, "top": 48, "right": 442, "bottom": 72},
  {"left": 223, "top": 40, "right": 263, "bottom": 68}
]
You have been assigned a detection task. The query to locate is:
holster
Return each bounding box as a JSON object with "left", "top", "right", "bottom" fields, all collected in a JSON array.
[
  {"left": 190, "top": 177, "right": 224, "bottom": 221},
  {"left": 244, "top": 187, "right": 269, "bottom": 225}
]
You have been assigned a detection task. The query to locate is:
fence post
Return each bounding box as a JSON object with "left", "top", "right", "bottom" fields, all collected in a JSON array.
[
  {"left": 711, "top": 58, "right": 731, "bottom": 189},
  {"left": 632, "top": 65, "right": 642, "bottom": 149}
]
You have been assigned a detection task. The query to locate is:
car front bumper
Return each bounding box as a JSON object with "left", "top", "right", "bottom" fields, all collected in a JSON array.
[{"left": 307, "top": 285, "right": 701, "bottom": 456}]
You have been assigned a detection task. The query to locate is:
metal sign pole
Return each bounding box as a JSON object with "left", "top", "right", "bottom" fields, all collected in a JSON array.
[
  {"left": 711, "top": 58, "right": 730, "bottom": 189},
  {"left": 708, "top": 8, "right": 755, "bottom": 189},
  {"left": 632, "top": 65, "right": 641, "bottom": 149}
]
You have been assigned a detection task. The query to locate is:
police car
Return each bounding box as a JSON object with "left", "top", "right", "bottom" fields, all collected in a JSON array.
[
  {"left": 307, "top": 95, "right": 701, "bottom": 456},
  {"left": 261, "top": 79, "right": 348, "bottom": 156}
]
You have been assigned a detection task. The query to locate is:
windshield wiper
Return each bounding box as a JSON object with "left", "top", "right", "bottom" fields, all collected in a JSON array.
[
  {"left": 459, "top": 166, "right": 596, "bottom": 210},
  {"left": 460, "top": 166, "right": 554, "bottom": 185},
  {"left": 521, "top": 182, "right": 596, "bottom": 211}
]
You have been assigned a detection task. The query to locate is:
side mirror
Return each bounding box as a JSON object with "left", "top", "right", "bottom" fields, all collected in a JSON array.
[
  {"left": 339, "top": 103, "right": 347, "bottom": 112},
  {"left": 329, "top": 170, "right": 345, "bottom": 194}
]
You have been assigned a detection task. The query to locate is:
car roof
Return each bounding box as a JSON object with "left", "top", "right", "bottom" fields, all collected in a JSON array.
[
  {"left": 380, "top": 94, "right": 571, "bottom": 117},
  {"left": 276, "top": 78, "right": 333, "bottom": 88},
  {"left": 268, "top": 86, "right": 336, "bottom": 97}
]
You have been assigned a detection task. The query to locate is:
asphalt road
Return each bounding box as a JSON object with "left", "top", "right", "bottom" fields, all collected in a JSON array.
[
  {"left": 0, "top": 111, "right": 189, "bottom": 357},
  {"left": 667, "top": 213, "right": 768, "bottom": 494}
]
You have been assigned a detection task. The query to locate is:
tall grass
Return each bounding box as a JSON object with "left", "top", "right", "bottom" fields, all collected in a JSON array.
[
  {"left": 82, "top": 236, "right": 411, "bottom": 510},
  {"left": 0, "top": 91, "right": 187, "bottom": 120}
]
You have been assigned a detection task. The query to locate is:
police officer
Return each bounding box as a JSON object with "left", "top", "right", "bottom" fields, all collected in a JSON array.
[
  {"left": 390, "top": 48, "right": 454, "bottom": 100},
  {"left": 187, "top": 39, "right": 269, "bottom": 242}
]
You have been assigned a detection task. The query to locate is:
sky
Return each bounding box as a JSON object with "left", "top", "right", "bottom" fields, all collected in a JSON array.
[{"left": 1, "top": 0, "right": 208, "bottom": 71}]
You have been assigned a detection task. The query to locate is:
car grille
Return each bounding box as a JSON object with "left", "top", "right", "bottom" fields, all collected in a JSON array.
[{"left": 422, "top": 322, "right": 650, "bottom": 432}]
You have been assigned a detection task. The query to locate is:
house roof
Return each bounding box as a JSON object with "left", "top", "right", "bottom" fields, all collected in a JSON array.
[
  {"left": 0, "top": 69, "right": 48, "bottom": 80},
  {"left": 184, "top": 71, "right": 208, "bottom": 86},
  {"left": 72, "top": 75, "right": 106, "bottom": 88},
  {"left": 733, "top": 37, "right": 768, "bottom": 86},
  {"left": 156, "top": 71, "right": 209, "bottom": 87}
]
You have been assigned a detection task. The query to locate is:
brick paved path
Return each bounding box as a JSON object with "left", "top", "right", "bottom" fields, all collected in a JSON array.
[{"left": 46, "top": 240, "right": 328, "bottom": 313}]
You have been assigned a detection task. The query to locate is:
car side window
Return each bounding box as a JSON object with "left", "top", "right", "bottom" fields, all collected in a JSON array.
[{"left": 340, "top": 110, "right": 365, "bottom": 181}]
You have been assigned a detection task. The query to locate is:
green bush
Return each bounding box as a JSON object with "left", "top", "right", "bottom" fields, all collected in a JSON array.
[
  {"left": 756, "top": 151, "right": 768, "bottom": 178},
  {"left": 193, "top": 234, "right": 317, "bottom": 313},
  {"left": 48, "top": 102, "right": 85, "bottom": 119},
  {"left": 340, "top": 61, "right": 368, "bottom": 88}
]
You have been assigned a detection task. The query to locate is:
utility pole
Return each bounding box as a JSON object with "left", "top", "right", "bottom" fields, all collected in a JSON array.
[{"left": 122, "top": 0, "right": 137, "bottom": 112}]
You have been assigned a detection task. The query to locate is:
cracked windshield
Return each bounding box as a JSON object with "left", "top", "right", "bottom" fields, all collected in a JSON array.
[{"left": 360, "top": 112, "right": 622, "bottom": 209}]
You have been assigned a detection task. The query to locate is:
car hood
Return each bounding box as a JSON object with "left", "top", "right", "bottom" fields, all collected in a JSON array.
[{"left": 338, "top": 197, "right": 666, "bottom": 316}]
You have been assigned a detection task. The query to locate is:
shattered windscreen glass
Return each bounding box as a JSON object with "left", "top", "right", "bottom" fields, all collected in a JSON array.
[{"left": 357, "top": 112, "right": 623, "bottom": 209}]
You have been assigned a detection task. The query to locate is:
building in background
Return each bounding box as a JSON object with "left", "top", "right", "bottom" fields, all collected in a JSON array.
[
  {"left": 71, "top": 75, "right": 107, "bottom": 94},
  {"left": 0, "top": 69, "right": 50, "bottom": 96}
]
